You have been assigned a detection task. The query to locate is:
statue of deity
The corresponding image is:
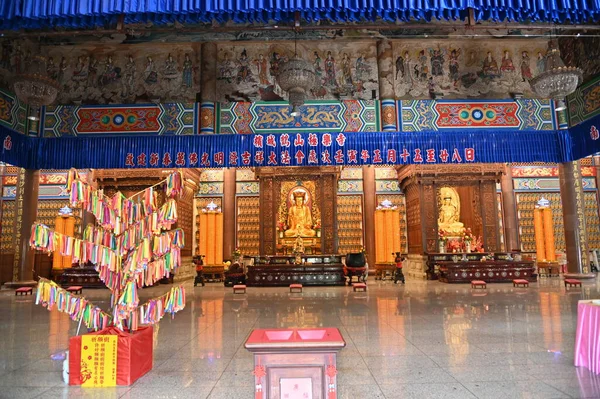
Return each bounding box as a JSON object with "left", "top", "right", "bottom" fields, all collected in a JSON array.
[
  {"left": 284, "top": 190, "right": 316, "bottom": 237},
  {"left": 293, "top": 234, "right": 305, "bottom": 254},
  {"left": 438, "top": 187, "right": 465, "bottom": 235}
]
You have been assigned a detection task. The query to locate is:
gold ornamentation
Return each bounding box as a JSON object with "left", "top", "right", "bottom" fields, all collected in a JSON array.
[
  {"left": 278, "top": 180, "right": 320, "bottom": 234},
  {"left": 437, "top": 186, "right": 465, "bottom": 235},
  {"left": 284, "top": 189, "right": 316, "bottom": 237}
]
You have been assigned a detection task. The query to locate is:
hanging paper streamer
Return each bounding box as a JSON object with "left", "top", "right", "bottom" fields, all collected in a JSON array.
[
  {"left": 138, "top": 285, "right": 186, "bottom": 325},
  {"left": 30, "top": 169, "right": 187, "bottom": 332},
  {"left": 82, "top": 200, "right": 179, "bottom": 256},
  {"left": 165, "top": 171, "right": 184, "bottom": 199},
  {"left": 30, "top": 223, "right": 120, "bottom": 267},
  {"left": 116, "top": 281, "right": 140, "bottom": 314},
  {"left": 35, "top": 278, "right": 112, "bottom": 331},
  {"left": 67, "top": 171, "right": 182, "bottom": 234}
]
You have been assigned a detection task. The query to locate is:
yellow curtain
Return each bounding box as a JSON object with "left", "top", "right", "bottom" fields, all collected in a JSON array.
[
  {"left": 533, "top": 208, "right": 546, "bottom": 262},
  {"left": 198, "top": 212, "right": 223, "bottom": 265},
  {"left": 215, "top": 213, "right": 224, "bottom": 265},
  {"left": 63, "top": 217, "right": 75, "bottom": 268},
  {"left": 52, "top": 216, "right": 65, "bottom": 270},
  {"left": 542, "top": 208, "right": 556, "bottom": 261},
  {"left": 375, "top": 209, "right": 400, "bottom": 264}
]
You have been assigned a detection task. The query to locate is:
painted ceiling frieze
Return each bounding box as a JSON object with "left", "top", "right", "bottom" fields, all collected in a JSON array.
[
  {"left": 0, "top": 89, "right": 27, "bottom": 134},
  {"left": 392, "top": 39, "right": 549, "bottom": 99},
  {"left": 216, "top": 42, "right": 379, "bottom": 102},
  {"left": 43, "top": 103, "right": 195, "bottom": 136},
  {"left": 399, "top": 99, "right": 555, "bottom": 131},
  {"left": 218, "top": 100, "right": 378, "bottom": 134},
  {"left": 568, "top": 76, "right": 600, "bottom": 127},
  {"left": 559, "top": 35, "right": 600, "bottom": 84},
  {"left": 0, "top": 40, "right": 200, "bottom": 105}
]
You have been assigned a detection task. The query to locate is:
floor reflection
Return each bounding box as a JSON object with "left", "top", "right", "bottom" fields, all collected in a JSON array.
[{"left": 1, "top": 277, "right": 600, "bottom": 398}]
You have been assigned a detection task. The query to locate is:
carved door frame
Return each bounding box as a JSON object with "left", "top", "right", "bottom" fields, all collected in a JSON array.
[{"left": 256, "top": 167, "right": 340, "bottom": 255}]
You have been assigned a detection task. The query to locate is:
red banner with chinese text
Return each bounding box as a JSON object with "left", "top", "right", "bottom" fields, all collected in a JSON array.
[{"left": 69, "top": 326, "right": 153, "bottom": 386}]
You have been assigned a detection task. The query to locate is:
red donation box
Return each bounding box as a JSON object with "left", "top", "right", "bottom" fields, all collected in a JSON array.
[
  {"left": 245, "top": 328, "right": 345, "bottom": 399},
  {"left": 69, "top": 326, "right": 153, "bottom": 386}
]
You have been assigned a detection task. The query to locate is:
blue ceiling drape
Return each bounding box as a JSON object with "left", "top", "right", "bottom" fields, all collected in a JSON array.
[
  {"left": 1, "top": 0, "right": 599, "bottom": 30},
  {"left": 0, "top": 125, "right": 575, "bottom": 170}
]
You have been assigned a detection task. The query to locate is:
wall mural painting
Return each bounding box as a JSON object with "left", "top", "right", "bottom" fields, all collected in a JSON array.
[
  {"left": 560, "top": 35, "right": 600, "bottom": 84},
  {"left": 392, "top": 39, "right": 548, "bottom": 99},
  {"left": 216, "top": 42, "right": 379, "bottom": 102},
  {"left": 0, "top": 40, "right": 200, "bottom": 104}
]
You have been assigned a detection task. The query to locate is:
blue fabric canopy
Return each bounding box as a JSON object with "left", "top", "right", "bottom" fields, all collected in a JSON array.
[
  {"left": 568, "top": 112, "right": 600, "bottom": 160},
  {"left": 1, "top": 0, "right": 599, "bottom": 30},
  {"left": 0, "top": 124, "right": 574, "bottom": 169}
]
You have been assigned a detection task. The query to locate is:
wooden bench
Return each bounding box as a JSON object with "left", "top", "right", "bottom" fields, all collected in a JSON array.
[
  {"left": 513, "top": 279, "right": 529, "bottom": 288},
  {"left": 66, "top": 286, "right": 83, "bottom": 294},
  {"left": 352, "top": 283, "right": 367, "bottom": 292},
  {"left": 290, "top": 284, "right": 303, "bottom": 293},
  {"left": 233, "top": 284, "right": 247, "bottom": 294},
  {"left": 564, "top": 279, "right": 582, "bottom": 288},
  {"left": 15, "top": 287, "right": 33, "bottom": 296},
  {"left": 471, "top": 280, "right": 486, "bottom": 289}
]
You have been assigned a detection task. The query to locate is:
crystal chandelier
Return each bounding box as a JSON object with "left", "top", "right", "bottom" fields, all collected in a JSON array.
[
  {"left": 277, "top": 56, "right": 316, "bottom": 116},
  {"left": 530, "top": 41, "right": 582, "bottom": 106},
  {"left": 13, "top": 55, "right": 60, "bottom": 108}
]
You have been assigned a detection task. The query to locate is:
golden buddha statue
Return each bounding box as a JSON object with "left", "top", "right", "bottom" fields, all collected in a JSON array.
[
  {"left": 284, "top": 190, "right": 316, "bottom": 237},
  {"left": 438, "top": 187, "right": 465, "bottom": 235}
]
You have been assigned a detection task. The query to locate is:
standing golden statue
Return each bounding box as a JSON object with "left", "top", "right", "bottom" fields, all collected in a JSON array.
[
  {"left": 438, "top": 187, "right": 465, "bottom": 235},
  {"left": 284, "top": 190, "right": 316, "bottom": 237}
]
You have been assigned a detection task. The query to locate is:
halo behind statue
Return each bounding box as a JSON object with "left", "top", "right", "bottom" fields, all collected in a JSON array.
[{"left": 439, "top": 186, "right": 460, "bottom": 213}]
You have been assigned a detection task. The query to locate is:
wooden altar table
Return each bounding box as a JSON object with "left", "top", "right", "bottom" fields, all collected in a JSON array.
[
  {"left": 247, "top": 255, "right": 345, "bottom": 287},
  {"left": 426, "top": 252, "right": 536, "bottom": 283}
]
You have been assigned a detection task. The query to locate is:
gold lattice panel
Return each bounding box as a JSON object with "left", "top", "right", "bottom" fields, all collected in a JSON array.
[
  {"left": 177, "top": 189, "right": 194, "bottom": 256},
  {"left": 497, "top": 193, "right": 505, "bottom": 252},
  {"left": 376, "top": 194, "right": 407, "bottom": 253},
  {"left": 1, "top": 200, "right": 15, "bottom": 251},
  {"left": 337, "top": 195, "right": 364, "bottom": 255},
  {"left": 585, "top": 192, "right": 600, "bottom": 250},
  {"left": 236, "top": 196, "right": 260, "bottom": 255},
  {"left": 516, "top": 193, "right": 565, "bottom": 252}
]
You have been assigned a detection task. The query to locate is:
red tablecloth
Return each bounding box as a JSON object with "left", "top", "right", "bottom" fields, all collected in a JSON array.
[{"left": 575, "top": 300, "right": 600, "bottom": 374}]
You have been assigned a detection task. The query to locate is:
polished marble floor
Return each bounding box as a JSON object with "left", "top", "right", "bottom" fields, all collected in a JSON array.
[{"left": 2, "top": 277, "right": 600, "bottom": 399}]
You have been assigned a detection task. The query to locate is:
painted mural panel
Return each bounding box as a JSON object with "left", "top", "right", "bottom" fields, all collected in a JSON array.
[
  {"left": 0, "top": 89, "right": 27, "bottom": 134},
  {"left": 43, "top": 103, "right": 195, "bottom": 136},
  {"left": 0, "top": 41, "right": 201, "bottom": 105},
  {"left": 216, "top": 42, "right": 378, "bottom": 102},
  {"left": 340, "top": 167, "right": 363, "bottom": 179},
  {"left": 236, "top": 181, "right": 260, "bottom": 194},
  {"left": 218, "top": 100, "right": 378, "bottom": 134},
  {"left": 568, "top": 76, "right": 600, "bottom": 126},
  {"left": 560, "top": 35, "right": 600, "bottom": 84},
  {"left": 236, "top": 169, "right": 256, "bottom": 181},
  {"left": 392, "top": 39, "right": 549, "bottom": 99},
  {"left": 375, "top": 168, "right": 398, "bottom": 179},
  {"left": 399, "top": 99, "right": 554, "bottom": 131},
  {"left": 338, "top": 180, "right": 363, "bottom": 193}
]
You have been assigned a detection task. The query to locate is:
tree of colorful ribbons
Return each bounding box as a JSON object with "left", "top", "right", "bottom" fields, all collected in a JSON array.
[{"left": 30, "top": 169, "right": 187, "bottom": 331}]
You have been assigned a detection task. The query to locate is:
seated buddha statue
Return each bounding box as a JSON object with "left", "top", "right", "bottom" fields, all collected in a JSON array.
[
  {"left": 284, "top": 190, "right": 316, "bottom": 237},
  {"left": 438, "top": 187, "right": 465, "bottom": 235}
]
